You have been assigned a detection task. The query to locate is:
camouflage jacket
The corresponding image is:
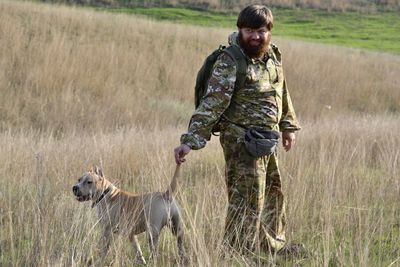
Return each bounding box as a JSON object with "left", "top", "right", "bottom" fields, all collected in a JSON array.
[{"left": 181, "top": 33, "right": 300, "bottom": 150}]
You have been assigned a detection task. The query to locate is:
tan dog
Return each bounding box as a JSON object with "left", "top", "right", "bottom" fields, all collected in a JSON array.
[{"left": 72, "top": 165, "right": 185, "bottom": 264}]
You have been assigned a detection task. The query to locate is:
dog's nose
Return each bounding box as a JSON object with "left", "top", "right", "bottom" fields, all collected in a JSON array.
[{"left": 72, "top": 185, "right": 79, "bottom": 194}]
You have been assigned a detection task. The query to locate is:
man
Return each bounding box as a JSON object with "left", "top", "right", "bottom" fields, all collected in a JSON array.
[{"left": 174, "top": 5, "right": 303, "bottom": 257}]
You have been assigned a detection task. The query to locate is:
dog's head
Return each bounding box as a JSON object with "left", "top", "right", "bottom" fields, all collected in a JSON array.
[{"left": 72, "top": 166, "right": 105, "bottom": 202}]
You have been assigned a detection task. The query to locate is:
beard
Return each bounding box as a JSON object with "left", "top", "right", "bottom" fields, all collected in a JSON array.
[{"left": 238, "top": 31, "right": 270, "bottom": 59}]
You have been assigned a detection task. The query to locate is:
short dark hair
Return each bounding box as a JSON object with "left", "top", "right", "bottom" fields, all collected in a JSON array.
[{"left": 237, "top": 5, "right": 274, "bottom": 30}]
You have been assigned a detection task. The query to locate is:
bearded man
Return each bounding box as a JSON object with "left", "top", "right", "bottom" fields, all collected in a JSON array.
[{"left": 174, "top": 5, "right": 304, "bottom": 257}]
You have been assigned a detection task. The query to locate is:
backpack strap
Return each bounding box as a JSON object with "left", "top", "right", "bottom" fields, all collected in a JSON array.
[
  {"left": 213, "top": 45, "right": 248, "bottom": 133},
  {"left": 194, "top": 45, "right": 226, "bottom": 108},
  {"left": 223, "top": 45, "right": 247, "bottom": 91},
  {"left": 269, "top": 43, "right": 282, "bottom": 65}
]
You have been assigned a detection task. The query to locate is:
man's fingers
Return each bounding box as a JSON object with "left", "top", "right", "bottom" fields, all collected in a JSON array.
[
  {"left": 174, "top": 147, "right": 188, "bottom": 164},
  {"left": 175, "top": 154, "right": 180, "bottom": 165},
  {"left": 282, "top": 132, "right": 296, "bottom": 152},
  {"left": 285, "top": 142, "right": 291, "bottom": 151},
  {"left": 283, "top": 138, "right": 292, "bottom": 151},
  {"left": 175, "top": 153, "right": 183, "bottom": 164},
  {"left": 174, "top": 148, "right": 181, "bottom": 164}
]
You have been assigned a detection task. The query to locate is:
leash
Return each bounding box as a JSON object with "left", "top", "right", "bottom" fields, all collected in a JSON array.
[{"left": 165, "top": 164, "right": 181, "bottom": 200}]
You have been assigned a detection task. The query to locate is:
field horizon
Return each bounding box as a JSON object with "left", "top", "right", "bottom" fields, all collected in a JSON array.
[{"left": 0, "top": 1, "right": 399, "bottom": 266}]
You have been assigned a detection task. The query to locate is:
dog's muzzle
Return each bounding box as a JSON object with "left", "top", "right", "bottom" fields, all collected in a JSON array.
[{"left": 72, "top": 185, "right": 91, "bottom": 201}]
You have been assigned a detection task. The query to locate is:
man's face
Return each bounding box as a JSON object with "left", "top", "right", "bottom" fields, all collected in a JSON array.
[{"left": 238, "top": 26, "right": 271, "bottom": 59}]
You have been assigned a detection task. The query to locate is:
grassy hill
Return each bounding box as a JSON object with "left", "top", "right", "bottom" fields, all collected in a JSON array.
[
  {"left": 0, "top": 1, "right": 399, "bottom": 266},
  {"left": 101, "top": 6, "right": 400, "bottom": 54},
  {"left": 42, "top": 0, "right": 400, "bottom": 12}
]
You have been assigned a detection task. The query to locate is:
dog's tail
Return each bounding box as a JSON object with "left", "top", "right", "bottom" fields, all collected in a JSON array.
[{"left": 164, "top": 164, "right": 181, "bottom": 200}]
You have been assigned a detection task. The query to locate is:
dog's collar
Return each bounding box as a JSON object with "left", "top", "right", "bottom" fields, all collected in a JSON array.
[{"left": 92, "top": 185, "right": 114, "bottom": 208}]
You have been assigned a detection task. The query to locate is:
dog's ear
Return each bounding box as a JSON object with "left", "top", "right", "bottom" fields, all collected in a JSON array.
[
  {"left": 93, "top": 165, "right": 104, "bottom": 177},
  {"left": 88, "top": 165, "right": 104, "bottom": 178}
]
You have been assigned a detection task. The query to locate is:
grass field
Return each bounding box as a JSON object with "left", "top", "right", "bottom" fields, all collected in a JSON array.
[
  {"left": 1, "top": 1, "right": 400, "bottom": 266},
  {"left": 101, "top": 6, "right": 400, "bottom": 54}
]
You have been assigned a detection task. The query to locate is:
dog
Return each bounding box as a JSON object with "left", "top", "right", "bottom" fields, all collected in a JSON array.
[{"left": 72, "top": 165, "right": 185, "bottom": 264}]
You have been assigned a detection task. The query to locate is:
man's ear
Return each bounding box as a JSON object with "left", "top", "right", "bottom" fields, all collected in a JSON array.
[{"left": 92, "top": 165, "right": 104, "bottom": 177}]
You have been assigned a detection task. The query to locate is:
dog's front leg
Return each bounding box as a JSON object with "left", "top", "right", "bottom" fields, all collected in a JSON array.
[
  {"left": 130, "top": 234, "right": 147, "bottom": 265},
  {"left": 148, "top": 225, "right": 160, "bottom": 261},
  {"left": 99, "top": 227, "right": 112, "bottom": 259},
  {"left": 171, "top": 212, "right": 187, "bottom": 264}
]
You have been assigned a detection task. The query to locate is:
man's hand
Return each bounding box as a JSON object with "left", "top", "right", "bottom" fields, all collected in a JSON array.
[
  {"left": 282, "top": 131, "right": 296, "bottom": 152},
  {"left": 174, "top": 144, "right": 191, "bottom": 164}
]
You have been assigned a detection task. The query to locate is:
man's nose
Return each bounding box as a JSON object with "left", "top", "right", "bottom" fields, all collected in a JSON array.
[{"left": 250, "top": 32, "right": 261, "bottom": 39}]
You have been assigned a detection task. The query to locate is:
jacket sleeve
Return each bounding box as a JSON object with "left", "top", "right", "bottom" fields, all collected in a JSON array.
[
  {"left": 279, "top": 79, "right": 301, "bottom": 132},
  {"left": 270, "top": 43, "right": 301, "bottom": 132},
  {"left": 181, "top": 53, "right": 237, "bottom": 150}
]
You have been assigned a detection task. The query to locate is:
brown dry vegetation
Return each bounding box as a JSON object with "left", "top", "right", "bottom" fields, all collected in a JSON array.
[{"left": 0, "top": 1, "right": 400, "bottom": 266}]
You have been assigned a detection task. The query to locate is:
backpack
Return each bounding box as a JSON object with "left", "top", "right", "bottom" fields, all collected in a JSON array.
[
  {"left": 193, "top": 45, "right": 248, "bottom": 133},
  {"left": 194, "top": 45, "right": 247, "bottom": 108}
]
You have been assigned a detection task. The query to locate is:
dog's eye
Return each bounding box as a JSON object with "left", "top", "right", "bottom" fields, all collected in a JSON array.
[{"left": 87, "top": 181, "right": 93, "bottom": 184}]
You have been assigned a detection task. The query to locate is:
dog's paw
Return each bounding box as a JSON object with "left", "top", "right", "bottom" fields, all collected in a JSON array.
[
  {"left": 85, "top": 257, "right": 94, "bottom": 267},
  {"left": 134, "top": 255, "right": 147, "bottom": 265}
]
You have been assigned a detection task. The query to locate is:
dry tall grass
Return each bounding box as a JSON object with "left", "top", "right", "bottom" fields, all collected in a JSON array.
[{"left": 0, "top": 1, "right": 399, "bottom": 266}]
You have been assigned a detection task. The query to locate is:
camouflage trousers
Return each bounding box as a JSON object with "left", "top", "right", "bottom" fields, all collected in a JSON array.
[{"left": 220, "top": 127, "right": 286, "bottom": 254}]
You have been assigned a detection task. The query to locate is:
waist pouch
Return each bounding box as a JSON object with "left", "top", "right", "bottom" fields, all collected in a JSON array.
[{"left": 244, "top": 129, "right": 280, "bottom": 158}]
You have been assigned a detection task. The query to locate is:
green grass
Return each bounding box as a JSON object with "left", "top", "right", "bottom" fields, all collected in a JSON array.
[
  {"left": 104, "top": 7, "right": 237, "bottom": 27},
  {"left": 99, "top": 7, "right": 400, "bottom": 54},
  {"left": 274, "top": 8, "right": 400, "bottom": 54}
]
